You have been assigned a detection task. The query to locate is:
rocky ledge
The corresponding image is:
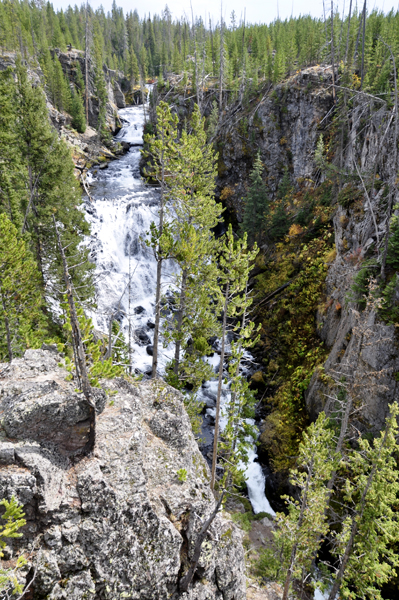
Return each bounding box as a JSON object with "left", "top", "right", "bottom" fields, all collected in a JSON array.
[{"left": 0, "top": 348, "right": 246, "bottom": 599}]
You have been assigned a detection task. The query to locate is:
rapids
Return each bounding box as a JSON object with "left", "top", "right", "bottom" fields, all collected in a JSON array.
[{"left": 84, "top": 99, "right": 275, "bottom": 516}]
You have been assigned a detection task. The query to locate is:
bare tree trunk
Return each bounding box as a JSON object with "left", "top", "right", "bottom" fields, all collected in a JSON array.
[
  {"left": 210, "top": 282, "right": 229, "bottom": 491},
  {"left": 218, "top": 5, "right": 224, "bottom": 123},
  {"left": 344, "top": 0, "right": 353, "bottom": 66},
  {"left": 53, "top": 216, "right": 96, "bottom": 453},
  {"left": 323, "top": 0, "right": 328, "bottom": 46},
  {"left": 85, "top": 0, "right": 89, "bottom": 124},
  {"left": 337, "top": 0, "right": 345, "bottom": 65},
  {"left": 353, "top": 9, "right": 363, "bottom": 66},
  {"left": 209, "top": 16, "right": 215, "bottom": 76},
  {"left": 360, "top": 0, "right": 367, "bottom": 89},
  {"left": 239, "top": 9, "right": 246, "bottom": 106},
  {"left": 0, "top": 289, "right": 13, "bottom": 362},
  {"left": 151, "top": 139, "right": 167, "bottom": 378},
  {"left": 179, "top": 492, "right": 224, "bottom": 592},
  {"left": 331, "top": 0, "right": 336, "bottom": 104},
  {"left": 173, "top": 270, "right": 188, "bottom": 376},
  {"left": 190, "top": 1, "right": 200, "bottom": 110},
  {"left": 380, "top": 38, "right": 398, "bottom": 280}
]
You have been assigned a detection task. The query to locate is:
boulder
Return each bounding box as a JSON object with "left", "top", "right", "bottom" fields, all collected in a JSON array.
[{"left": 0, "top": 349, "right": 246, "bottom": 599}]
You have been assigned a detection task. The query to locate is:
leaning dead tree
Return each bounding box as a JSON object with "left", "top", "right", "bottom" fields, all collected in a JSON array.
[
  {"left": 85, "top": 0, "right": 90, "bottom": 124},
  {"left": 53, "top": 215, "right": 96, "bottom": 453},
  {"left": 179, "top": 492, "right": 225, "bottom": 592},
  {"left": 379, "top": 37, "right": 398, "bottom": 280}
]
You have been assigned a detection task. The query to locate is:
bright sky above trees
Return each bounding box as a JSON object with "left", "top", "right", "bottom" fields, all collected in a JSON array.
[{"left": 50, "top": 0, "right": 398, "bottom": 24}]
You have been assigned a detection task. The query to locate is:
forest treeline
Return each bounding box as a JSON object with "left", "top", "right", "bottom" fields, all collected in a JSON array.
[{"left": 1, "top": 0, "right": 399, "bottom": 97}]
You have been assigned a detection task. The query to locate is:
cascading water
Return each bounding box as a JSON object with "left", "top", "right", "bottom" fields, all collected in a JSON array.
[{"left": 84, "top": 99, "right": 274, "bottom": 516}]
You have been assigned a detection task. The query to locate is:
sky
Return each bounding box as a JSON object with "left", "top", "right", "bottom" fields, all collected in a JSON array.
[{"left": 50, "top": 0, "right": 399, "bottom": 24}]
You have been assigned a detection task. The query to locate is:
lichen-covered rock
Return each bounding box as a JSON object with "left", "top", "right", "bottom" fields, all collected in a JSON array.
[{"left": 0, "top": 349, "right": 246, "bottom": 599}]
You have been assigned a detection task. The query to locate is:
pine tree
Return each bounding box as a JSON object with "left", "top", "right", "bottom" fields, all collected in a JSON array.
[
  {"left": 210, "top": 225, "right": 258, "bottom": 490},
  {"left": 0, "top": 497, "right": 27, "bottom": 597},
  {"left": 163, "top": 105, "right": 223, "bottom": 389},
  {"left": 15, "top": 59, "right": 94, "bottom": 305},
  {"left": 74, "top": 60, "right": 85, "bottom": 96},
  {"left": 275, "top": 412, "right": 338, "bottom": 600},
  {"left": 0, "top": 213, "right": 47, "bottom": 362},
  {"left": 219, "top": 286, "right": 259, "bottom": 489},
  {"left": 51, "top": 54, "right": 72, "bottom": 113},
  {"left": 0, "top": 68, "right": 25, "bottom": 229},
  {"left": 70, "top": 87, "right": 86, "bottom": 133},
  {"left": 240, "top": 152, "right": 269, "bottom": 246},
  {"left": 327, "top": 402, "right": 399, "bottom": 600},
  {"left": 386, "top": 209, "right": 399, "bottom": 270},
  {"left": 93, "top": 22, "right": 111, "bottom": 143},
  {"left": 128, "top": 45, "right": 140, "bottom": 87},
  {"left": 142, "top": 101, "right": 178, "bottom": 377}
]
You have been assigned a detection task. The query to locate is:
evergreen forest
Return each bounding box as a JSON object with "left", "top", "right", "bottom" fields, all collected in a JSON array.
[{"left": 1, "top": 1, "right": 399, "bottom": 599}]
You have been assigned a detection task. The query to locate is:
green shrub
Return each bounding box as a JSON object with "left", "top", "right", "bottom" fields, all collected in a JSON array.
[
  {"left": 337, "top": 184, "right": 363, "bottom": 209},
  {"left": 346, "top": 259, "right": 378, "bottom": 309}
]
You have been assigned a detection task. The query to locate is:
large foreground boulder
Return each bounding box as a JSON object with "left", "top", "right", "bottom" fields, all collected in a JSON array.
[{"left": 0, "top": 349, "right": 246, "bottom": 599}]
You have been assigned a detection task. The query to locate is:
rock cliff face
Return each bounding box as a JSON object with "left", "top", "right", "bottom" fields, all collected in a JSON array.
[
  {"left": 0, "top": 348, "right": 246, "bottom": 600},
  {"left": 214, "top": 66, "right": 334, "bottom": 220},
  {"left": 215, "top": 66, "right": 399, "bottom": 437},
  {"left": 303, "top": 89, "right": 399, "bottom": 432}
]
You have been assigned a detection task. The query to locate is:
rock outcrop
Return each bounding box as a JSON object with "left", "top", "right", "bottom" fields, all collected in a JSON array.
[
  {"left": 0, "top": 348, "right": 246, "bottom": 599},
  {"left": 213, "top": 65, "right": 334, "bottom": 220},
  {"left": 52, "top": 48, "right": 128, "bottom": 133}
]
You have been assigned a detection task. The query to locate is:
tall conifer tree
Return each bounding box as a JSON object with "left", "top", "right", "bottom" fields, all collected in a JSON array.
[
  {"left": 0, "top": 214, "right": 47, "bottom": 362},
  {"left": 15, "top": 60, "right": 94, "bottom": 304},
  {"left": 165, "top": 105, "right": 223, "bottom": 388},
  {"left": 240, "top": 152, "right": 269, "bottom": 246}
]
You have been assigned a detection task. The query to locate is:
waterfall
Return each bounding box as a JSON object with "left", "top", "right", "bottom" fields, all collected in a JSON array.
[{"left": 84, "top": 100, "right": 274, "bottom": 516}]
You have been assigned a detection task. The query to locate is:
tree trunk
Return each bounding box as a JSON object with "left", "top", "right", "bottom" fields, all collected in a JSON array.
[
  {"left": 360, "top": 0, "right": 367, "bottom": 89},
  {"left": 282, "top": 457, "right": 315, "bottom": 600},
  {"left": 218, "top": 9, "right": 224, "bottom": 123},
  {"left": 173, "top": 269, "right": 188, "bottom": 376},
  {"left": 353, "top": 10, "right": 363, "bottom": 65},
  {"left": 85, "top": 0, "right": 89, "bottom": 124},
  {"left": 330, "top": 0, "right": 336, "bottom": 104},
  {"left": 179, "top": 492, "right": 224, "bottom": 592},
  {"left": 151, "top": 145, "right": 166, "bottom": 378},
  {"left": 210, "top": 282, "right": 229, "bottom": 491},
  {"left": 0, "top": 289, "right": 13, "bottom": 362},
  {"left": 344, "top": 0, "right": 353, "bottom": 66},
  {"left": 53, "top": 216, "right": 96, "bottom": 454},
  {"left": 209, "top": 17, "right": 215, "bottom": 76},
  {"left": 191, "top": 2, "right": 200, "bottom": 111},
  {"left": 327, "top": 421, "right": 391, "bottom": 600}
]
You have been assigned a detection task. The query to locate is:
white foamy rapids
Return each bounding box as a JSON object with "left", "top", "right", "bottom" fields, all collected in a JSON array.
[
  {"left": 84, "top": 99, "right": 274, "bottom": 515},
  {"left": 85, "top": 103, "right": 175, "bottom": 374},
  {"left": 197, "top": 371, "right": 275, "bottom": 516},
  {"left": 314, "top": 590, "right": 329, "bottom": 600},
  {"left": 117, "top": 106, "right": 148, "bottom": 145}
]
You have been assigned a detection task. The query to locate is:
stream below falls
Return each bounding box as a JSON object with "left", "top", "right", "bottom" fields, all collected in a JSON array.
[{"left": 84, "top": 100, "right": 275, "bottom": 516}]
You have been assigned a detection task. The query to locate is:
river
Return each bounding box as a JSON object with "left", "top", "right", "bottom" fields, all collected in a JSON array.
[{"left": 84, "top": 99, "right": 275, "bottom": 516}]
